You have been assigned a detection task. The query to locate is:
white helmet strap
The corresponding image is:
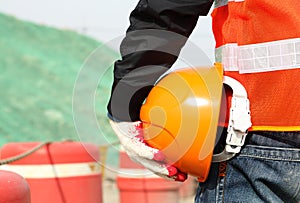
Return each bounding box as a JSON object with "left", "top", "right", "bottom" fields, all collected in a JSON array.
[{"left": 212, "top": 76, "right": 252, "bottom": 162}]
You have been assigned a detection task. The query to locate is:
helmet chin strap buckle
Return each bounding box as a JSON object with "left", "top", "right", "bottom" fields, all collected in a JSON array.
[{"left": 212, "top": 76, "right": 252, "bottom": 163}]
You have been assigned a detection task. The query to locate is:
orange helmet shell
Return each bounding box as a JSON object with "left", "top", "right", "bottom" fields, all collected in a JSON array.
[{"left": 140, "top": 63, "right": 223, "bottom": 181}]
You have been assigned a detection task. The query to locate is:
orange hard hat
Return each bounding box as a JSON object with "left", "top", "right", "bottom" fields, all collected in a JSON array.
[{"left": 140, "top": 63, "right": 224, "bottom": 182}]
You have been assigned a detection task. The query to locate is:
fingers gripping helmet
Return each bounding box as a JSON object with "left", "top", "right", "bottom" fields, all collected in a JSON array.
[{"left": 140, "top": 63, "right": 251, "bottom": 182}]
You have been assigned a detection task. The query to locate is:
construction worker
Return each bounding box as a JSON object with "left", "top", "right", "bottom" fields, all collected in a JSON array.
[{"left": 108, "top": 0, "right": 300, "bottom": 202}]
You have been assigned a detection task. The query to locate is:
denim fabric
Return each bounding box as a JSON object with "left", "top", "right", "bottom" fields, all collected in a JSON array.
[{"left": 195, "top": 132, "right": 300, "bottom": 203}]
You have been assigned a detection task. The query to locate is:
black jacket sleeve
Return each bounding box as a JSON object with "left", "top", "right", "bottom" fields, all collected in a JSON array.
[{"left": 107, "top": 0, "right": 214, "bottom": 122}]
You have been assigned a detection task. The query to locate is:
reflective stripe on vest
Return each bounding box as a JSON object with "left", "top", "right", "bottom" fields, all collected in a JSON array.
[
  {"left": 212, "top": 0, "right": 300, "bottom": 131},
  {"left": 216, "top": 38, "right": 300, "bottom": 73}
]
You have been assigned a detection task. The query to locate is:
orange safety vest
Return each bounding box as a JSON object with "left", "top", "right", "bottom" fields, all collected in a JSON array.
[{"left": 212, "top": 0, "right": 300, "bottom": 131}]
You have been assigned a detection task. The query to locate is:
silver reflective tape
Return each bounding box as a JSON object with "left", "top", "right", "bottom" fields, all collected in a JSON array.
[
  {"left": 214, "top": 0, "right": 228, "bottom": 8},
  {"left": 217, "top": 38, "right": 300, "bottom": 73},
  {"left": 216, "top": 43, "right": 239, "bottom": 71},
  {"left": 215, "top": 0, "right": 245, "bottom": 8},
  {"left": 238, "top": 38, "right": 300, "bottom": 73}
]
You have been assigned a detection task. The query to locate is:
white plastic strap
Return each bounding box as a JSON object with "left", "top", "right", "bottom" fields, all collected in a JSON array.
[
  {"left": 216, "top": 38, "right": 300, "bottom": 73},
  {"left": 223, "top": 76, "right": 252, "bottom": 154}
]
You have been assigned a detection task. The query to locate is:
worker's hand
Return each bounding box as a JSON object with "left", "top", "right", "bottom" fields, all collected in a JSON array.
[{"left": 109, "top": 119, "right": 187, "bottom": 181}]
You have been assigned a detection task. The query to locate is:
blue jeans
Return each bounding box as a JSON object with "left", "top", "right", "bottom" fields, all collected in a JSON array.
[{"left": 195, "top": 131, "right": 300, "bottom": 203}]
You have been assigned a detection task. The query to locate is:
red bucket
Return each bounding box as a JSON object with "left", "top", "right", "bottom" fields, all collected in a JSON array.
[{"left": 0, "top": 142, "right": 102, "bottom": 203}]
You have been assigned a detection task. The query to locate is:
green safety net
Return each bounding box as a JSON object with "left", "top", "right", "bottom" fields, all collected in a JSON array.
[{"left": 0, "top": 13, "right": 120, "bottom": 153}]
